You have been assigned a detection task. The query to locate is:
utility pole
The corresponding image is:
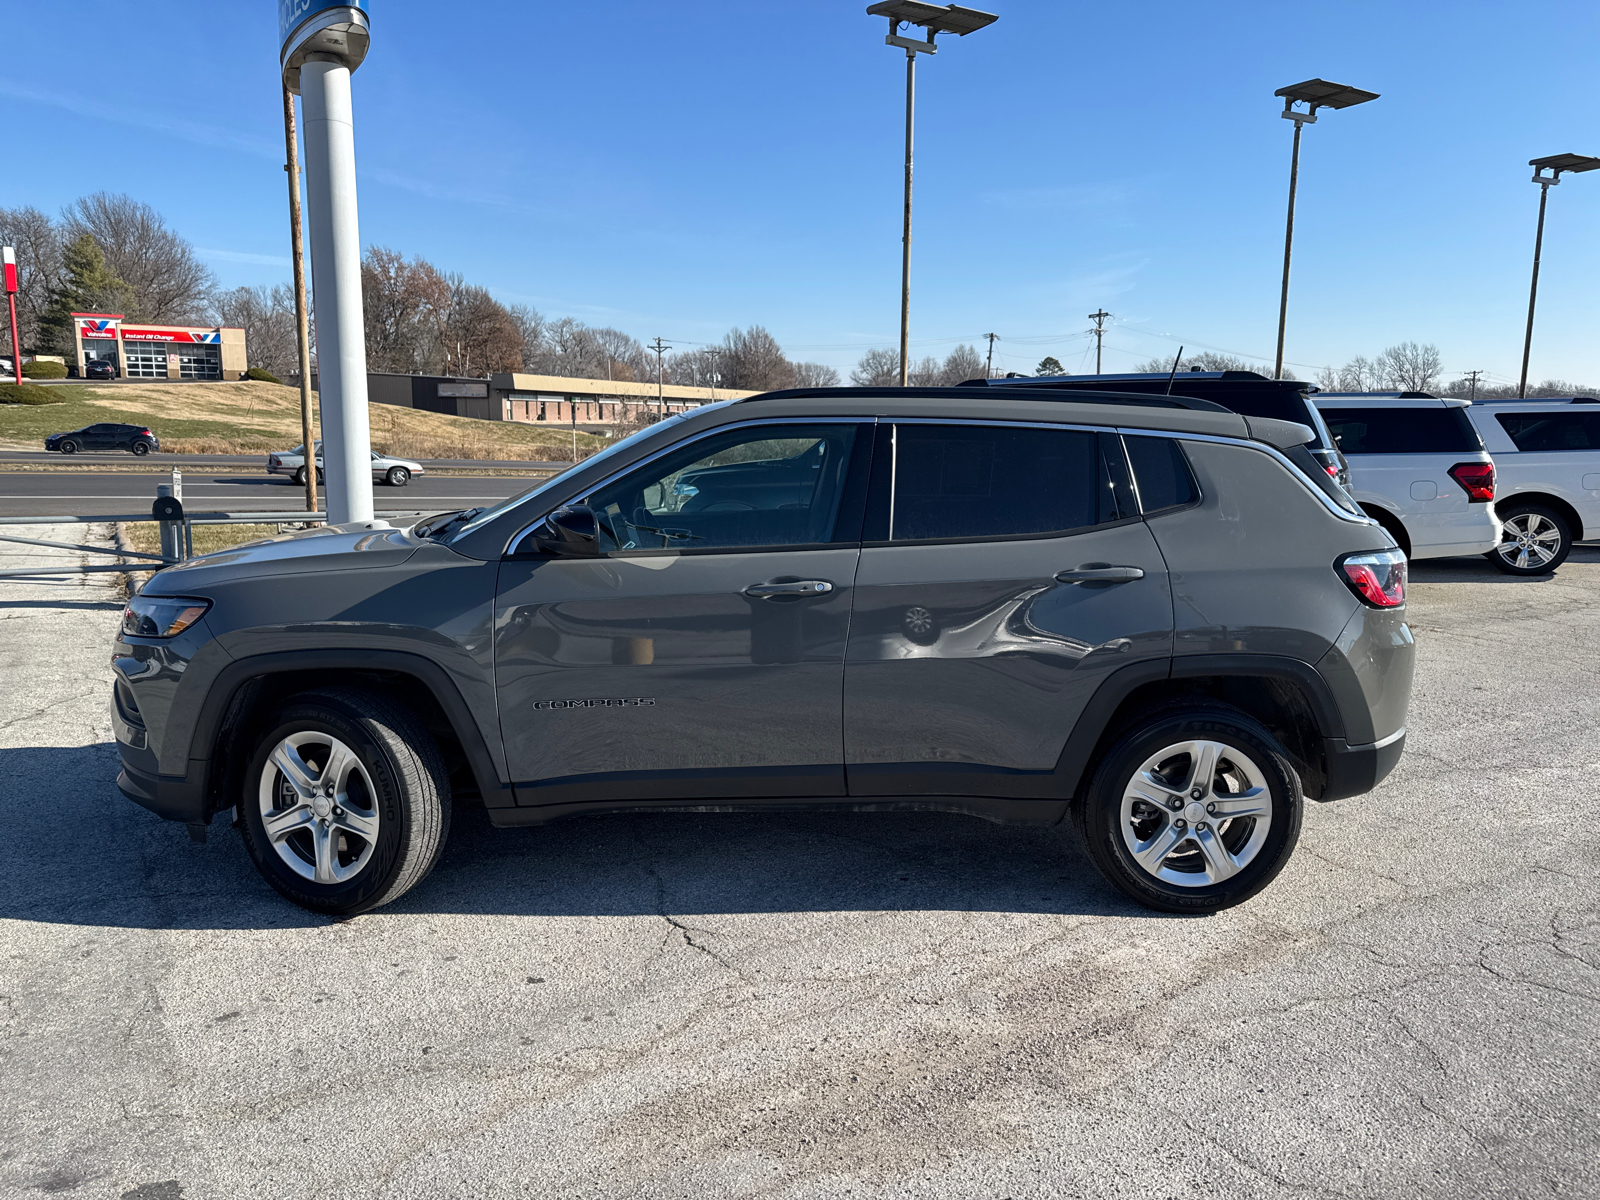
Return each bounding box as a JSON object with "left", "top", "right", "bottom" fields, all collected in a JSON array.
[
  {"left": 648, "top": 337, "right": 671, "bottom": 417},
  {"left": 983, "top": 332, "right": 999, "bottom": 379},
  {"left": 1088, "top": 309, "right": 1111, "bottom": 374},
  {"left": 282, "top": 84, "right": 318, "bottom": 517},
  {"left": 1465, "top": 369, "right": 1483, "bottom": 402}
]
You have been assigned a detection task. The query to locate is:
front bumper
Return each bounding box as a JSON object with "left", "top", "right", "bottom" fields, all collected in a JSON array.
[{"left": 1319, "top": 729, "right": 1405, "bottom": 801}]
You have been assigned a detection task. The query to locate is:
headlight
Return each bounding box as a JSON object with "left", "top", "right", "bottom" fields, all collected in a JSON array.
[{"left": 121, "top": 595, "right": 211, "bottom": 639}]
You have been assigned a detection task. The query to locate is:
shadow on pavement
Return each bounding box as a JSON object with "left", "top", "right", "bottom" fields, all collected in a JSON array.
[
  {"left": 0, "top": 743, "right": 1140, "bottom": 931},
  {"left": 1409, "top": 544, "right": 1600, "bottom": 584}
]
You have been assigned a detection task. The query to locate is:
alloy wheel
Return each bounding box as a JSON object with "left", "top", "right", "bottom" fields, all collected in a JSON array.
[
  {"left": 258, "top": 732, "right": 381, "bottom": 885},
  {"left": 1119, "top": 739, "right": 1273, "bottom": 887},
  {"left": 1496, "top": 512, "right": 1562, "bottom": 571}
]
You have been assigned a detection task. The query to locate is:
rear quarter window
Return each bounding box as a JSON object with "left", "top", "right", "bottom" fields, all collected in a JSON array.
[
  {"left": 1320, "top": 406, "right": 1482, "bottom": 455},
  {"left": 1495, "top": 411, "right": 1600, "bottom": 452},
  {"left": 1123, "top": 435, "right": 1200, "bottom": 514}
]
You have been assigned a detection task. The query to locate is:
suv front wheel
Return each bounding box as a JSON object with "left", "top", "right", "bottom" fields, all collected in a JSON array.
[
  {"left": 1488, "top": 502, "right": 1570, "bottom": 576},
  {"left": 1074, "top": 704, "right": 1303, "bottom": 913},
  {"left": 237, "top": 688, "right": 451, "bottom": 915}
]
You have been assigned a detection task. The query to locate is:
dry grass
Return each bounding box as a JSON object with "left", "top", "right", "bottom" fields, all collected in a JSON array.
[
  {"left": 17, "top": 380, "right": 609, "bottom": 460},
  {"left": 124, "top": 522, "right": 288, "bottom": 557}
]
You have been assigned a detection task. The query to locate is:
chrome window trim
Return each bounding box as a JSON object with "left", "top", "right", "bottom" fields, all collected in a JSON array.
[
  {"left": 1144, "top": 428, "right": 1373, "bottom": 524},
  {"left": 506, "top": 415, "right": 870, "bottom": 556}
]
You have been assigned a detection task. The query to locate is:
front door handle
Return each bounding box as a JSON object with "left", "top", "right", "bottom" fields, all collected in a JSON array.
[
  {"left": 744, "top": 580, "right": 835, "bottom": 598},
  {"left": 1054, "top": 565, "right": 1145, "bottom": 584}
]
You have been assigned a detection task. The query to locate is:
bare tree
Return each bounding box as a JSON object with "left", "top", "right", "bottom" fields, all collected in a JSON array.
[
  {"left": 1375, "top": 342, "right": 1443, "bottom": 393},
  {"left": 851, "top": 347, "right": 900, "bottom": 387},
  {"left": 719, "top": 326, "right": 795, "bottom": 391},
  {"left": 212, "top": 284, "right": 299, "bottom": 377},
  {"left": 792, "top": 362, "right": 841, "bottom": 388},
  {"left": 61, "top": 192, "right": 213, "bottom": 322},
  {"left": 1315, "top": 355, "right": 1381, "bottom": 392},
  {"left": 361, "top": 246, "right": 451, "bottom": 373},
  {"left": 0, "top": 206, "right": 63, "bottom": 352},
  {"left": 937, "top": 343, "right": 984, "bottom": 385},
  {"left": 1134, "top": 351, "right": 1276, "bottom": 376},
  {"left": 506, "top": 303, "right": 544, "bottom": 371},
  {"left": 439, "top": 280, "right": 523, "bottom": 377}
]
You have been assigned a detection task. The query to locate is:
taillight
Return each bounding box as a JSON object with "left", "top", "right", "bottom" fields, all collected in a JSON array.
[
  {"left": 1338, "top": 549, "right": 1407, "bottom": 609},
  {"left": 1325, "top": 463, "right": 1339, "bottom": 477},
  {"left": 1448, "top": 461, "right": 1494, "bottom": 502}
]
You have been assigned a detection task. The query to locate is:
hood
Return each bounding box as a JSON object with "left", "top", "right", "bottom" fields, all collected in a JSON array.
[{"left": 143, "top": 522, "right": 423, "bottom": 593}]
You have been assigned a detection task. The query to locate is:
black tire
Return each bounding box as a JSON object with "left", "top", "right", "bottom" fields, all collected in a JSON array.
[
  {"left": 1073, "top": 703, "right": 1303, "bottom": 914},
  {"left": 901, "top": 605, "right": 940, "bottom": 645},
  {"left": 292, "top": 465, "right": 308, "bottom": 487},
  {"left": 1486, "top": 502, "right": 1571, "bottom": 577},
  {"left": 59, "top": 440, "right": 78, "bottom": 455},
  {"left": 237, "top": 688, "right": 451, "bottom": 915},
  {"left": 131, "top": 440, "right": 151, "bottom": 456},
  {"left": 386, "top": 466, "right": 410, "bottom": 487}
]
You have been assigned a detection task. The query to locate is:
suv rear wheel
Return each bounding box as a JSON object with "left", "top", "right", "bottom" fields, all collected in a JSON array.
[
  {"left": 237, "top": 688, "right": 451, "bottom": 915},
  {"left": 1488, "top": 503, "right": 1570, "bottom": 576},
  {"left": 1074, "top": 704, "right": 1303, "bottom": 913}
]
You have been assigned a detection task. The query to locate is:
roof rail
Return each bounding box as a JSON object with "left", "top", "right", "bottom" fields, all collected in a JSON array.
[{"left": 737, "top": 385, "right": 1233, "bottom": 413}]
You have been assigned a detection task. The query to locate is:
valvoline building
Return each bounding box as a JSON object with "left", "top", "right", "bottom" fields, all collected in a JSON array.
[{"left": 72, "top": 313, "right": 247, "bottom": 380}]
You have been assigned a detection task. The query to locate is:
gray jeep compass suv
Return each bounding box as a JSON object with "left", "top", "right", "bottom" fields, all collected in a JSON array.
[{"left": 111, "top": 388, "right": 1413, "bottom": 916}]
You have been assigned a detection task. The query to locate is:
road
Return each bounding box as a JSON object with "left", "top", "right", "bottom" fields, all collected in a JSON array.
[
  {"left": 0, "top": 449, "right": 564, "bottom": 470},
  {"left": 0, "top": 469, "right": 544, "bottom": 517},
  {"left": 0, "top": 527, "right": 1596, "bottom": 1199}
]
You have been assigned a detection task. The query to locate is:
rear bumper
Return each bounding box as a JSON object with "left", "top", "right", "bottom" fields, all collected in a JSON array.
[{"left": 1318, "top": 729, "right": 1405, "bottom": 801}]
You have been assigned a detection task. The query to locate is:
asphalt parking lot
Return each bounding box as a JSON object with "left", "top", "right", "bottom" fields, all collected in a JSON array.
[{"left": 1, "top": 525, "right": 1596, "bottom": 1199}]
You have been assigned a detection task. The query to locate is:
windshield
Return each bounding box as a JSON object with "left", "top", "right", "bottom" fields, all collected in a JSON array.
[{"left": 447, "top": 408, "right": 712, "bottom": 541}]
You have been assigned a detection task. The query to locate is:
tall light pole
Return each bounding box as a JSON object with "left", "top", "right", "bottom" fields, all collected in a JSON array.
[
  {"left": 866, "top": 2, "right": 997, "bottom": 386},
  {"left": 280, "top": 2, "right": 375, "bottom": 526},
  {"left": 1519, "top": 153, "right": 1600, "bottom": 398},
  {"left": 1271, "top": 78, "right": 1379, "bottom": 381}
]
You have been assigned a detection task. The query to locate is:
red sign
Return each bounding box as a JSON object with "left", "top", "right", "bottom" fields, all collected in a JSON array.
[
  {"left": 2, "top": 246, "right": 16, "bottom": 294},
  {"left": 121, "top": 327, "right": 220, "bottom": 344}
]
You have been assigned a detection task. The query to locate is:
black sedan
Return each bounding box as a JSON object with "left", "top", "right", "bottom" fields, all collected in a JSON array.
[
  {"left": 44, "top": 423, "right": 160, "bottom": 455},
  {"left": 85, "top": 359, "right": 118, "bottom": 380}
]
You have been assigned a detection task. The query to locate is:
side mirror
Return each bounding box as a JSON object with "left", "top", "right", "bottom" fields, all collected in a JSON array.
[{"left": 531, "top": 504, "right": 600, "bottom": 557}]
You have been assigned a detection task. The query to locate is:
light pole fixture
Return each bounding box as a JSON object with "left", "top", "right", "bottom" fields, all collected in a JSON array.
[
  {"left": 866, "top": 1, "right": 997, "bottom": 386},
  {"left": 280, "top": 1, "right": 375, "bottom": 526},
  {"left": 1271, "top": 78, "right": 1379, "bottom": 381},
  {"left": 1518, "top": 153, "right": 1600, "bottom": 398}
]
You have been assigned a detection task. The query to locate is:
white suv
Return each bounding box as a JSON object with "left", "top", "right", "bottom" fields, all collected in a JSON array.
[
  {"left": 1462, "top": 398, "right": 1600, "bottom": 575},
  {"left": 1313, "top": 394, "right": 1501, "bottom": 561}
]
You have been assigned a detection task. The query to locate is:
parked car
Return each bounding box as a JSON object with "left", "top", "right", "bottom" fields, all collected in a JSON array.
[
  {"left": 1459, "top": 397, "right": 1600, "bottom": 576},
  {"left": 115, "top": 386, "right": 1413, "bottom": 917},
  {"left": 962, "top": 370, "right": 1351, "bottom": 487},
  {"left": 267, "top": 440, "right": 425, "bottom": 487},
  {"left": 1313, "top": 393, "right": 1501, "bottom": 560},
  {"left": 44, "top": 423, "right": 159, "bottom": 455},
  {"left": 85, "top": 359, "right": 118, "bottom": 380}
]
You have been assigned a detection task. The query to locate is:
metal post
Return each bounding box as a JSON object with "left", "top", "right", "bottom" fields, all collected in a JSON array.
[
  {"left": 898, "top": 48, "right": 915, "bottom": 388},
  {"left": 155, "top": 484, "right": 180, "bottom": 562},
  {"left": 1274, "top": 119, "right": 1304, "bottom": 381},
  {"left": 1519, "top": 181, "right": 1552, "bottom": 399},
  {"left": 300, "top": 57, "right": 374, "bottom": 525},
  {"left": 283, "top": 84, "right": 319, "bottom": 517}
]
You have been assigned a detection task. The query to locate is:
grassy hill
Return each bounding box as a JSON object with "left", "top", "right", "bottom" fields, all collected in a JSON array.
[{"left": 0, "top": 381, "right": 608, "bottom": 460}]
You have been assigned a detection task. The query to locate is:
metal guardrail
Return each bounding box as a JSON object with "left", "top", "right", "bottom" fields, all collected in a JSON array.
[{"left": 0, "top": 468, "right": 432, "bottom": 579}]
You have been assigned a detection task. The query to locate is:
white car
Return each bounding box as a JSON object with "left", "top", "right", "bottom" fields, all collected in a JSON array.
[
  {"left": 1314, "top": 394, "right": 1501, "bottom": 560},
  {"left": 1463, "top": 397, "right": 1600, "bottom": 575},
  {"left": 266, "top": 441, "right": 425, "bottom": 487}
]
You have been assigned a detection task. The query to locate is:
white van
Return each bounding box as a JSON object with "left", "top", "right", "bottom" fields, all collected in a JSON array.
[
  {"left": 1313, "top": 394, "right": 1501, "bottom": 561},
  {"left": 1462, "top": 398, "right": 1600, "bottom": 575}
]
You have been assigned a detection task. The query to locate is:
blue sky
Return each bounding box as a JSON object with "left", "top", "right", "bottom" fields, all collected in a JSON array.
[{"left": 4, "top": 1, "right": 1598, "bottom": 385}]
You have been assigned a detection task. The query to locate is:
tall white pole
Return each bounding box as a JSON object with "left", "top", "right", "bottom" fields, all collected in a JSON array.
[{"left": 300, "top": 56, "right": 373, "bottom": 525}]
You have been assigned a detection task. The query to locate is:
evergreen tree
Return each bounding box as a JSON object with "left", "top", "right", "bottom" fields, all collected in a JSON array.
[
  {"left": 39, "top": 234, "right": 136, "bottom": 355},
  {"left": 1036, "top": 355, "right": 1066, "bottom": 376}
]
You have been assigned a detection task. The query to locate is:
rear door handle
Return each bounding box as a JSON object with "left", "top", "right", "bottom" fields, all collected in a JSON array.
[
  {"left": 744, "top": 580, "right": 835, "bottom": 598},
  {"left": 1054, "top": 565, "right": 1145, "bottom": 584}
]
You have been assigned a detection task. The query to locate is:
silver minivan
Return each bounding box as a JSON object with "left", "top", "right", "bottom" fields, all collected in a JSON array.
[{"left": 1314, "top": 394, "right": 1501, "bottom": 560}]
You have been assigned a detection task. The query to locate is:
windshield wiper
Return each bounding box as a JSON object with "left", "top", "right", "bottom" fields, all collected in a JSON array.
[{"left": 417, "top": 507, "right": 484, "bottom": 540}]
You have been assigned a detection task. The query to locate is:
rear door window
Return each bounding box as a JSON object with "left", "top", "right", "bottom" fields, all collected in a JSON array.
[
  {"left": 1495, "top": 411, "right": 1600, "bottom": 452},
  {"left": 1319, "top": 406, "right": 1482, "bottom": 454},
  {"left": 866, "top": 423, "right": 1129, "bottom": 542}
]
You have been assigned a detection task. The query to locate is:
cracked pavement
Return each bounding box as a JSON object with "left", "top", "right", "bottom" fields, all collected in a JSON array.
[{"left": 0, "top": 530, "right": 1596, "bottom": 1199}]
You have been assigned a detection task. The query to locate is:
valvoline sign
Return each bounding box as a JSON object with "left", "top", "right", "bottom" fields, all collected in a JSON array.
[
  {"left": 279, "top": 0, "right": 367, "bottom": 50},
  {"left": 78, "top": 319, "right": 117, "bottom": 340}
]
